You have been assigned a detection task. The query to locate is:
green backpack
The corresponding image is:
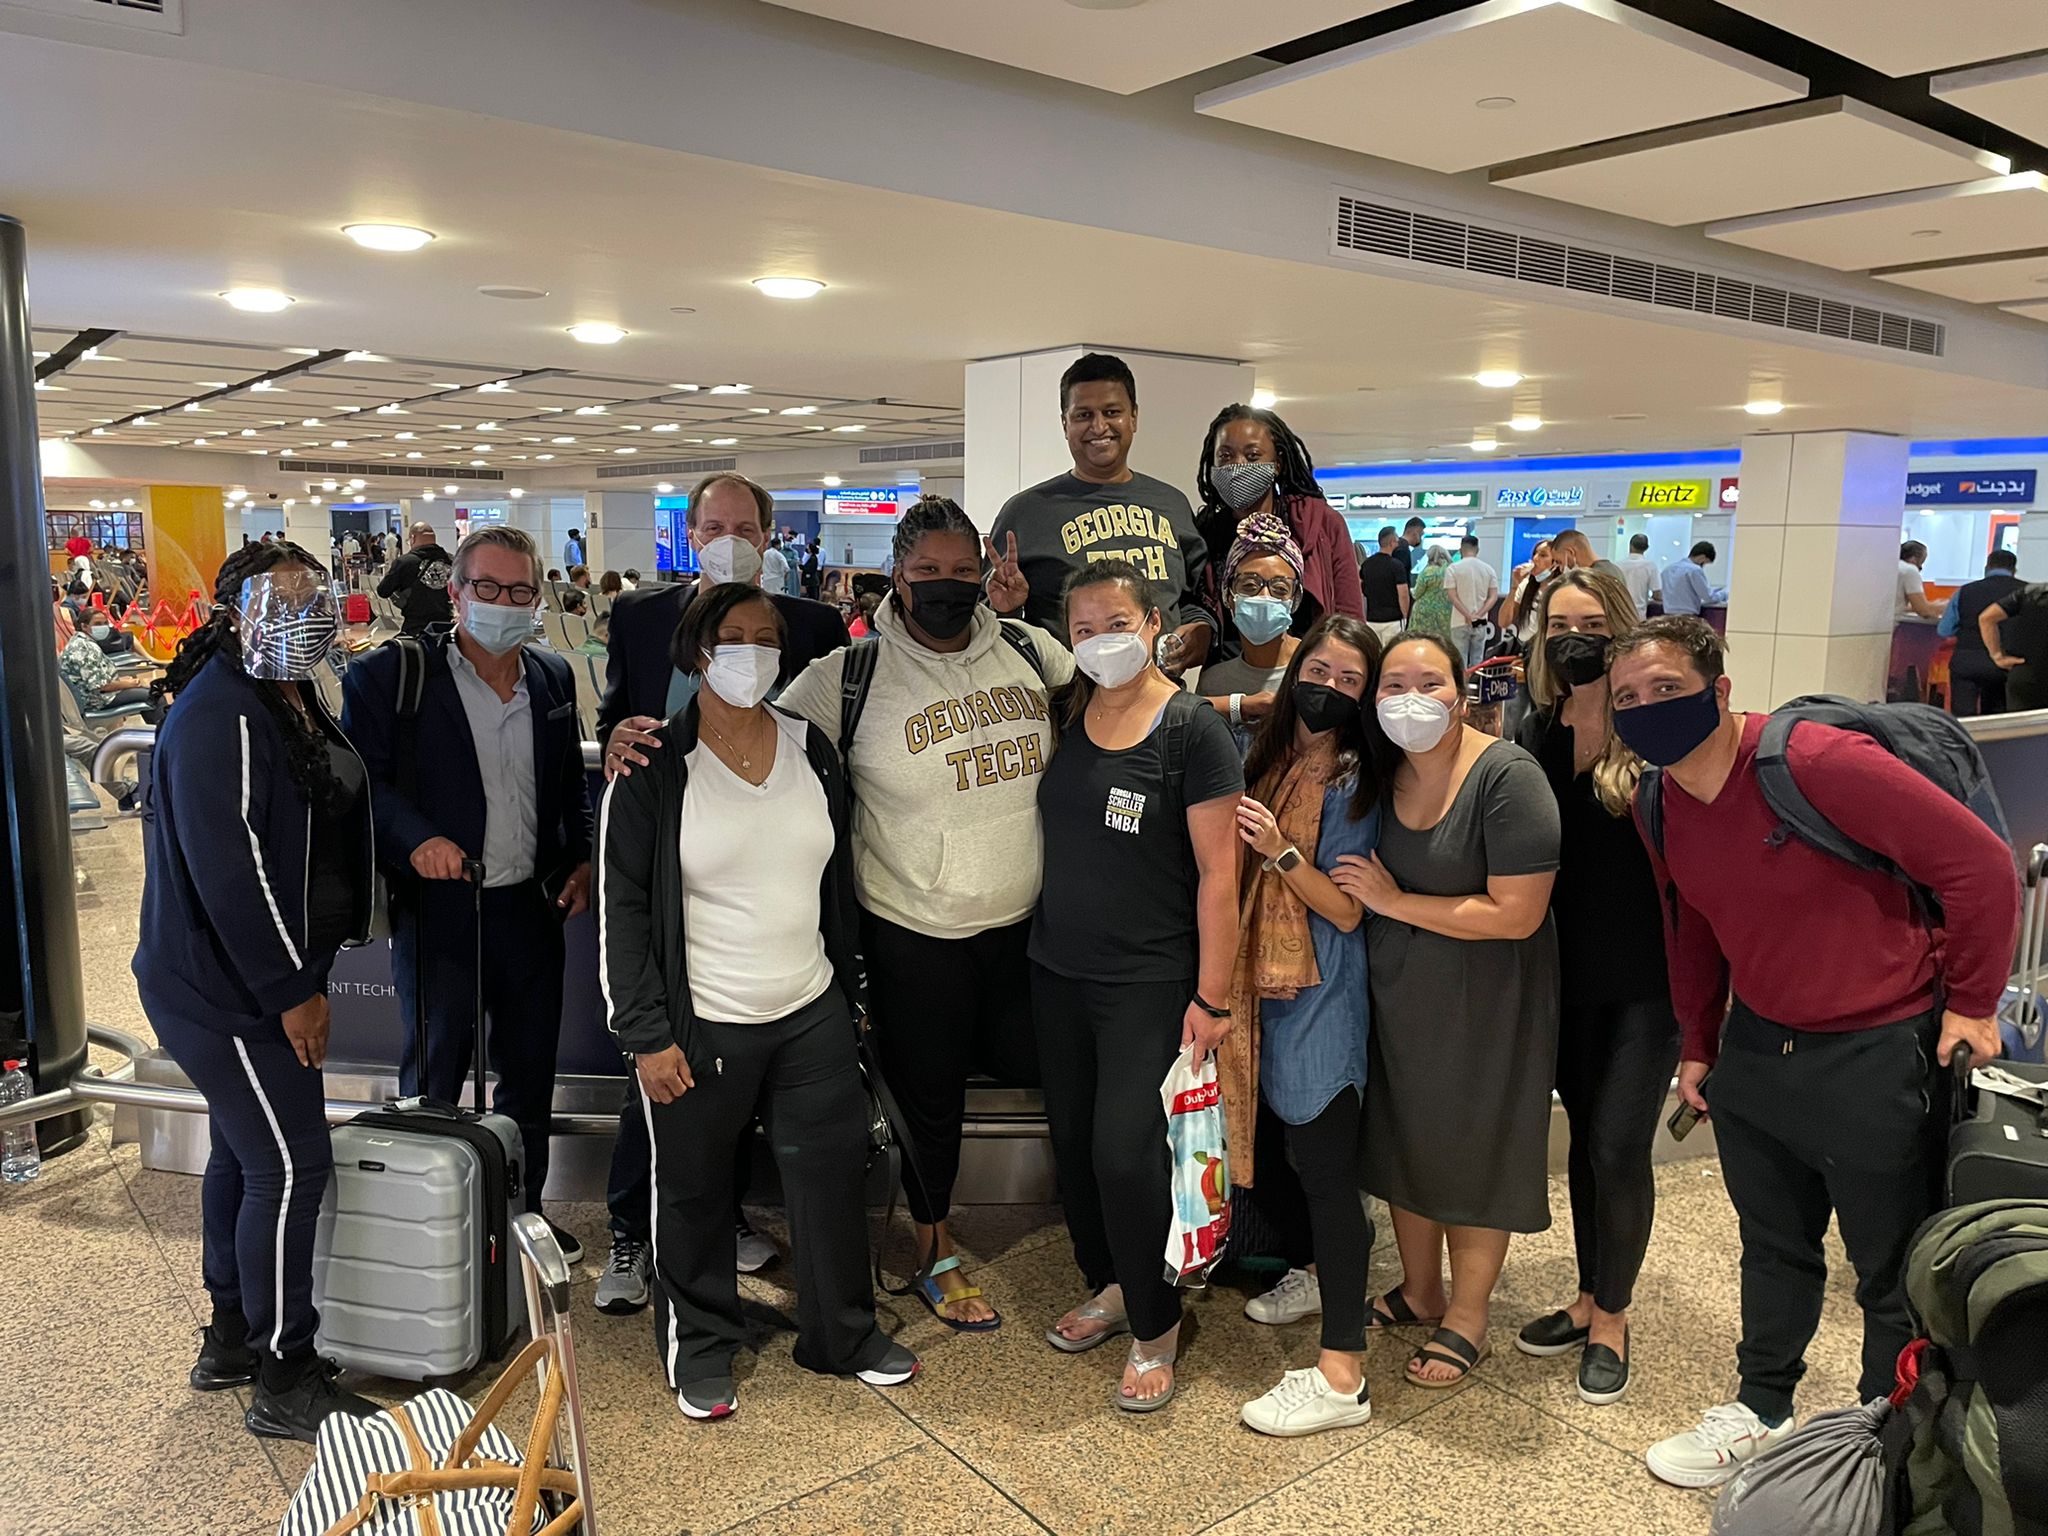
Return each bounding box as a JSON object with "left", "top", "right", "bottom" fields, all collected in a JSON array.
[{"left": 1885, "top": 1201, "right": 2048, "bottom": 1536}]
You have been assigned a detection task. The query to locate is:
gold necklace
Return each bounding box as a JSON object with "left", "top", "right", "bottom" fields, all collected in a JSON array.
[{"left": 705, "top": 713, "right": 765, "bottom": 771}]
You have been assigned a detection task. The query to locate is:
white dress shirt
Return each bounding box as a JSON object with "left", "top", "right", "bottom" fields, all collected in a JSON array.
[{"left": 446, "top": 642, "right": 539, "bottom": 887}]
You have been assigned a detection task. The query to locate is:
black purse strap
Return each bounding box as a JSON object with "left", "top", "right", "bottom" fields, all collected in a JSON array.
[{"left": 858, "top": 1024, "right": 940, "bottom": 1298}]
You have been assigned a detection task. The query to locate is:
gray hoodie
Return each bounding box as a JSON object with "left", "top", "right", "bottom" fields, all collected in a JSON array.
[{"left": 778, "top": 598, "right": 1075, "bottom": 940}]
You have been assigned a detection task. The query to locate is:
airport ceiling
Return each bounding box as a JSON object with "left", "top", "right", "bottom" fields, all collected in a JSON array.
[{"left": 773, "top": 0, "right": 2048, "bottom": 324}]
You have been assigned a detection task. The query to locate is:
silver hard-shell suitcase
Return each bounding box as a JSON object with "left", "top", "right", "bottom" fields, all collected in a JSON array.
[{"left": 313, "top": 858, "right": 526, "bottom": 1379}]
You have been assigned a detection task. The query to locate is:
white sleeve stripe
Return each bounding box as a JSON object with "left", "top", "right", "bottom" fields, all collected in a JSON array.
[
  {"left": 241, "top": 715, "right": 304, "bottom": 971},
  {"left": 594, "top": 778, "right": 619, "bottom": 1033},
  {"left": 232, "top": 1035, "right": 297, "bottom": 1357}
]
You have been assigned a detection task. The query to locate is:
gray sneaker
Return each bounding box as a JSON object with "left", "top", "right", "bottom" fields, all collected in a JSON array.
[
  {"left": 595, "top": 1236, "right": 651, "bottom": 1315},
  {"left": 735, "top": 1218, "right": 777, "bottom": 1274}
]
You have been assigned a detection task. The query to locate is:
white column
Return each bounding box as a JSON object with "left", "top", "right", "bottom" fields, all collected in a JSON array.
[
  {"left": 964, "top": 346, "right": 1257, "bottom": 534},
  {"left": 2018, "top": 508, "right": 2048, "bottom": 581},
  {"left": 283, "top": 499, "right": 329, "bottom": 556},
  {"left": 1725, "top": 431, "right": 1907, "bottom": 711},
  {"left": 586, "top": 491, "right": 656, "bottom": 573}
]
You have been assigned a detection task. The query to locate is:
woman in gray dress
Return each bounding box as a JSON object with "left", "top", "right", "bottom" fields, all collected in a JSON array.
[{"left": 1333, "top": 631, "right": 1560, "bottom": 1388}]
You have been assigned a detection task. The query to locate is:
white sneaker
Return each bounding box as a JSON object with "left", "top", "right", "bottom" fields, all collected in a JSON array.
[
  {"left": 1240, "top": 1366, "right": 1373, "bottom": 1438},
  {"left": 1645, "top": 1401, "right": 1794, "bottom": 1489},
  {"left": 735, "top": 1218, "right": 777, "bottom": 1274},
  {"left": 1244, "top": 1268, "right": 1322, "bottom": 1326}
]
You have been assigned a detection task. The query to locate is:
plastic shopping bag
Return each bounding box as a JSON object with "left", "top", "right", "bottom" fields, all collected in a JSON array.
[{"left": 1160, "top": 1043, "right": 1231, "bottom": 1285}]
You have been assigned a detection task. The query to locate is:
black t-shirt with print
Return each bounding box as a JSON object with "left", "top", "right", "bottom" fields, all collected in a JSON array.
[
  {"left": 1030, "top": 697, "right": 1243, "bottom": 983},
  {"left": 990, "top": 470, "right": 1213, "bottom": 635}
]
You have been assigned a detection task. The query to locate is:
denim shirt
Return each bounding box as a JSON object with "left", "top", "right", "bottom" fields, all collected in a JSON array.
[{"left": 1259, "top": 778, "right": 1376, "bottom": 1124}]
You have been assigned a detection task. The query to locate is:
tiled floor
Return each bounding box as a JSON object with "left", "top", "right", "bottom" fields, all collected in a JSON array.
[{"left": 3, "top": 812, "right": 1874, "bottom": 1536}]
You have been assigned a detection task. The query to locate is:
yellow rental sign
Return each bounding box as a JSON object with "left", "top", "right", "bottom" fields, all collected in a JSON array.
[{"left": 1627, "top": 479, "right": 1711, "bottom": 509}]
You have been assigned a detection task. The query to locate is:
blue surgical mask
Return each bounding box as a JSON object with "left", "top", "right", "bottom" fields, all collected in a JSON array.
[
  {"left": 1232, "top": 594, "right": 1291, "bottom": 645},
  {"left": 463, "top": 601, "right": 537, "bottom": 655}
]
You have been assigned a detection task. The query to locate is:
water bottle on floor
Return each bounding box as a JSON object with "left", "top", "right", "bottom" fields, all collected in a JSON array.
[{"left": 1, "top": 1060, "right": 41, "bottom": 1183}]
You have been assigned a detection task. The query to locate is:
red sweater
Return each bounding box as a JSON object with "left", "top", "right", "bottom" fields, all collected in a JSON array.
[
  {"left": 1637, "top": 712, "right": 2019, "bottom": 1067},
  {"left": 1283, "top": 495, "right": 1365, "bottom": 623}
]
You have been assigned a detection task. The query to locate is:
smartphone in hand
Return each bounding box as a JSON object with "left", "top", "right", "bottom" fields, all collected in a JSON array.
[{"left": 1667, "top": 1078, "right": 1710, "bottom": 1141}]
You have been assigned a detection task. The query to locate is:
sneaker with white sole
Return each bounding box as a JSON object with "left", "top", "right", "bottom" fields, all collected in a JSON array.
[
  {"left": 1244, "top": 1268, "right": 1322, "bottom": 1326},
  {"left": 1240, "top": 1366, "right": 1373, "bottom": 1438},
  {"left": 855, "top": 1341, "right": 921, "bottom": 1387},
  {"left": 735, "top": 1218, "right": 777, "bottom": 1274},
  {"left": 677, "top": 1376, "right": 737, "bottom": 1421},
  {"left": 594, "top": 1235, "right": 651, "bottom": 1315},
  {"left": 1645, "top": 1400, "right": 1794, "bottom": 1489}
]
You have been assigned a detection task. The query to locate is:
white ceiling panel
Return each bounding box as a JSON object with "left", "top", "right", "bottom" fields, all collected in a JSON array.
[
  {"left": 1707, "top": 173, "right": 2048, "bottom": 270},
  {"left": 2002, "top": 299, "right": 2048, "bottom": 321},
  {"left": 1932, "top": 52, "right": 2048, "bottom": 144},
  {"left": 1491, "top": 97, "right": 2008, "bottom": 225},
  {"left": 1714, "top": 0, "right": 2048, "bottom": 77},
  {"left": 1195, "top": 0, "right": 1804, "bottom": 175},
  {"left": 1871, "top": 246, "right": 2048, "bottom": 303},
  {"left": 757, "top": 0, "right": 1403, "bottom": 94}
]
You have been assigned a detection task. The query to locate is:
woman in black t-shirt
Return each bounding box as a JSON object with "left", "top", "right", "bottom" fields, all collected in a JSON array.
[
  {"left": 1032, "top": 559, "right": 1243, "bottom": 1413},
  {"left": 1510, "top": 569, "right": 1677, "bottom": 1407}
]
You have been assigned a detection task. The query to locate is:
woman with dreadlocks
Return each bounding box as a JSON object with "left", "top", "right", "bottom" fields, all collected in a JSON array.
[
  {"left": 1195, "top": 403, "right": 1364, "bottom": 641},
  {"left": 133, "top": 541, "right": 380, "bottom": 1444}
]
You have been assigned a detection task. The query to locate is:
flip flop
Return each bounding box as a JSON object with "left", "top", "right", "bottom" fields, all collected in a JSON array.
[
  {"left": 913, "top": 1256, "right": 1002, "bottom": 1334},
  {"left": 1046, "top": 1293, "right": 1129, "bottom": 1354},
  {"left": 1114, "top": 1332, "right": 1179, "bottom": 1414},
  {"left": 1407, "top": 1326, "right": 1490, "bottom": 1389},
  {"left": 1367, "top": 1287, "right": 1444, "bottom": 1332}
]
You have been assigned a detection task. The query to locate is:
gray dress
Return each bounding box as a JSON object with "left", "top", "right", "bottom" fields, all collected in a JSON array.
[{"left": 1362, "top": 740, "right": 1561, "bottom": 1233}]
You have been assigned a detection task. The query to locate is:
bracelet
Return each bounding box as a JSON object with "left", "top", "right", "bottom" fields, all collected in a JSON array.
[
  {"left": 1229, "top": 693, "right": 1244, "bottom": 728},
  {"left": 1192, "top": 994, "right": 1231, "bottom": 1019}
]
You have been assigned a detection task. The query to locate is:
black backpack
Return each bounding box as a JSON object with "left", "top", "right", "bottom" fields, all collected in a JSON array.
[
  {"left": 1639, "top": 695, "right": 2016, "bottom": 924},
  {"left": 837, "top": 619, "right": 1048, "bottom": 756}
]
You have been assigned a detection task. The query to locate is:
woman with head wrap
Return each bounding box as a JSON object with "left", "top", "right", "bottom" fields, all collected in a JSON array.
[{"left": 1196, "top": 511, "right": 1308, "bottom": 757}]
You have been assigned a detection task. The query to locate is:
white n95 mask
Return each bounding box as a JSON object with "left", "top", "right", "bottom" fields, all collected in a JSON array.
[
  {"left": 1376, "top": 692, "right": 1454, "bottom": 753},
  {"left": 1074, "top": 632, "right": 1150, "bottom": 689},
  {"left": 699, "top": 535, "right": 763, "bottom": 587},
  {"left": 702, "top": 643, "right": 781, "bottom": 709}
]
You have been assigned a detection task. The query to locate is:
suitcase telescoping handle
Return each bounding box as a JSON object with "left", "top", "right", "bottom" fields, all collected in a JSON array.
[
  {"left": 1951, "top": 1042, "right": 1974, "bottom": 1126},
  {"left": 409, "top": 857, "right": 489, "bottom": 1115}
]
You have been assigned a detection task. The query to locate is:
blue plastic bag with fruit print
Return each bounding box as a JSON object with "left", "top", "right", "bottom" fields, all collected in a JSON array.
[{"left": 1161, "top": 1043, "right": 1231, "bottom": 1285}]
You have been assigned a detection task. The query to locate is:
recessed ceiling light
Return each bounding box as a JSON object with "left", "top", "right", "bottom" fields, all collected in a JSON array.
[
  {"left": 342, "top": 223, "right": 435, "bottom": 252},
  {"left": 394, "top": 431, "right": 416, "bottom": 440},
  {"left": 752, "top": 277, "right": 826, "bottom": 300},
  {"left": 780, "top": 406, "right": 817, "bottom": 416},
  {"left": 90, "top": 427, "right": 107, "bottom": 436},
  {"left": 376, "top": 404, "right": 405, "bottom": 414},
  {"left": 192, "top": 438, "right": 208, "bottom": 446},
  {"left": 249, "top": 381, "right": 280, "bottom": 392},
  {"left": 301, "top": 418, "right": 322, "bottom": 427},
  {"left": 240, "top": 428, "right": 257, "bottom": 437},
  {"left": 710, "top": 383, "right": 751, "bottom": 395},
  {"left": 1249, "top": 389, "right": 1278, "bottom": 411},
  {"left": 442, "top": 484, "right": 459, "bottom": 494},
  {"left": 405, "top": 451, "right": 423, "bottom": 460},
  {"left": 710, "top": 437, "right": 738, "bottom": 446},
  {"left": 337, "top": 405, "right": 363, "bottom": 414},
  {"left": 1509, "top": 413, "right": 1543, "bottom": 432},
  {"left": 32, "top": 380, "right": 55, "bottom": 391},
  {"left": 613, "top": 447, "right": 637, "bottom": 455},
  {"left": 832, "top": 424, "right": 866, "bottom": 433},
  {"left": 420, "top": 492, "right": 433, "bottom": 502},
  {"left": 574, "top": 405, "right": 606, "bottom": 415},
  {"left": 195, "top": 380, "right": 229, "bottom": 388},
  {"left": 1470, "top": 436, "right": 1498, "bottom": 453},
  {"left": 321, "top": 479, "right": 339, "bottom": 490},
  {"left": 1909, "top": 229, "right": 1943, "bottom": 239},
  {"left": 330, "top": 440, "right": 349, "bottom": 448},
  {"left": 134, "top": 416, "right": 155, "bottom": 427},
  {"left": 509, "top": 488, "right": 524, "bottom": 498},
  {"left": 566, "top": 321, "right": 626, "bottom": 345},
  {"left": 652, "top": 423, "right": 680, "bottom": 432},
  {"left": 183, "top": 402, "right": 203, "bottom": 412},
  {"left": 121, "top": 498, "right": 135, "bottom": 508},
  {"left": 221, "top": 287, "right": 294, "bottom": 312},
  {"left": 747, "top": 407, "right": 772, "bottom": 414},
  {"left": 347, "top": 478, "right": 366, "bottom": 489},
  {"left": 1743, "top": 398, "right": 1785, "bottom": 416},
  {"left": 535, "top": 453, "right": 554, "bottom": 461},
  {"left": 672, "top": 383, "right": 699, "bottom": 392},
  {"left": 821, "top": 475, "right": 844, "bottom": 487},
  {"left": 478, "top": 285, "right": 548, "bottom": 300},
  {"left": 470, "top": 459, "right": 488, "bottom": 466},
  {"left": 655, "top": 482, "right": 675, "bottom": 493},
  {"left": 471, "top": 444, "right": 489, "bottom": 453},
  {"left": 1474, "top": 369, "right": 1522, "bottom": 389},
  {"left": 1476, "top": 96, "right": 1516, "bottom": 109},
  {"left": 551, "top": 436, "right": 576, "bottom": 444},
  {"left": 309, "top": 494, "right": 323, "bottom": 504}
]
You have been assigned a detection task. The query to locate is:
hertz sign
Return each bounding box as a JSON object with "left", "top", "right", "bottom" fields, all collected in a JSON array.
[{"left": 1627, "top": 479, "right": 1711, "bottom": 510}]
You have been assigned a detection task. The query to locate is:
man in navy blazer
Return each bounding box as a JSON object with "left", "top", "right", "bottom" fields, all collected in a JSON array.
[{"left": 341, "top": 526, "right": 593, "bottom": 1259}]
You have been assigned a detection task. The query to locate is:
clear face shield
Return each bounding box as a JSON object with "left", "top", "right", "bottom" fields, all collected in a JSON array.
[{"left": 236, "top": 565, "right": 339, "bottom": 680}]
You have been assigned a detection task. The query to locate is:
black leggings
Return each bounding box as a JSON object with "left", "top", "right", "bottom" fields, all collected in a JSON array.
[
  {"left": 1031, "top": 964, "right": 1184, "bottom": 1343},
  {"left": 861, "top": 911, "right": 1039, "bottom": 1225},
  {"left": 1250, "top": 1091, "right": 1373, "bottom": 1353},
  {"left": 1555, "top": 996, "right": 1680, "bottom": 1314}
]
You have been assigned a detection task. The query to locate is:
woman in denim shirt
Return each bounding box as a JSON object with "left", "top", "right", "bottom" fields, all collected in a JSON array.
[{"left": 1223, "top": 614, "right": 1384, "bottom": 1438}]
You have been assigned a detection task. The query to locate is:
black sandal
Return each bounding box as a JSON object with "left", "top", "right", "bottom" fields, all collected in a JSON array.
[
  {"left": 1367, "top": 1288, "right": 1444, "bottom": 1332},
  {"left": 1407, "top": 1326, "right": 1489, "bottom": 1389}
]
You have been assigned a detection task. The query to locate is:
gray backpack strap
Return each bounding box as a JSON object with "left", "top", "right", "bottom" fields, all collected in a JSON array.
[
  {"left": 996, "top": 619, "right": 1046, "bottom": 682},
  {"left": 1753, "top": 701, "right": 1888, "bottom": 875},
  {"left": 837, "top": 640, "right": 880, "bottom": 758}
]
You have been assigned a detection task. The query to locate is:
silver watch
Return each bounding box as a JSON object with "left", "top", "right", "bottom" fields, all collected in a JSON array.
[{"left": 1265, "top": 846, "right": 1303, "bottom": 873}]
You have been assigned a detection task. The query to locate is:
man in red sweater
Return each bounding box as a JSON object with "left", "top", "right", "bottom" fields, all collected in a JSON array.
[{"left": 1606, "top": 617, "right": 2015, "bottom": 1490}]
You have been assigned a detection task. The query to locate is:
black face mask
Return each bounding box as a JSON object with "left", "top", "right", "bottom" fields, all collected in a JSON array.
[
  {"left": 903, "top": 577, "right": 981, "bottom": 640},
  {"left": 1293, "top": 682, "right": 1361, "bottom": 734},
  {"left": 1544, "top": 631, "right": 1613, "bottom": 688}
]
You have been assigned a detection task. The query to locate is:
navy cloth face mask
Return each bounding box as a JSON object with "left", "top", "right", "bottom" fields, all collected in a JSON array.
[{"left": 1611, "top": 685, "right": 1720, "bottom": 767}]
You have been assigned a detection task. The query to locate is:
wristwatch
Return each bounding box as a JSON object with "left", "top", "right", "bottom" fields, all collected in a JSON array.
[
  {"left": 1228, "top": 693, "right": 1244, "bottom": 728},
  {"left": 1264, "top": 846, "right": 1303, "bottom": 874}
]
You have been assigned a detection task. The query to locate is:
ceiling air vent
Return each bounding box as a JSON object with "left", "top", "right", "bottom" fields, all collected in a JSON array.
[
  {"left": 1332, "top": 192, "right": 1945, "bottom": 358},
  {"left": 278, "top": 458, "right": 501, "bottom": 483},
  {"left": 2, "top": 0, "right": 181, "bottom": 31},
  {"left": 599, "top": 456, "right": 736, "bottom": 478},
  {"left": 859, "top": 440, "right": 965, "bottom": 466}
]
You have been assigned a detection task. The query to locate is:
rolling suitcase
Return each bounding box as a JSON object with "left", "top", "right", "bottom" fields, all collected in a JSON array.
[
  {"left": 313, "top": 858, "right": 526, "bottom": 1380},
  {"left": 1946, "top": 1045, "right": 2048, "bottom": 1206}
]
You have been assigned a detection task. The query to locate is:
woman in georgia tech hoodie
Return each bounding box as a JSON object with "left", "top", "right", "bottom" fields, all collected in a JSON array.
[{"left": 779, "top": 496, "right": 1074, "bottom": 1333}]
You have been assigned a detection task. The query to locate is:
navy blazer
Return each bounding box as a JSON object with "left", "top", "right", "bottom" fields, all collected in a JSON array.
[
  {"left": 341, "top": 631, "right": 593, "bottom": 896},
  {"left": 597, "top": 581, "right": 850, "bottom": 741}
]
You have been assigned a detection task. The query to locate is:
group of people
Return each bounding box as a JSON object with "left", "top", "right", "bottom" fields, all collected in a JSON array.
[
  {"left": 1913, "top": 542, "right": 2048, "bottom": 716},
  {"left": 126, "top": 353, "right": 2019, "bottom": 1503}
]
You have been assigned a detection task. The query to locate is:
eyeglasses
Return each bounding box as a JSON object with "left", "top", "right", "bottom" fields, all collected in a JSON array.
[
  {"left": 464, "top": 578, "right": 540, "bottom": 605},
  {"left": 1229, "top": 575, "right": 1299, "bottom": 600}
]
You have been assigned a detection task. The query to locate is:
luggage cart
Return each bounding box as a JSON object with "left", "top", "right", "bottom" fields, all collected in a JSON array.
[{"left": 1465, "top": 655, "right": 1521, "bottom": 738}]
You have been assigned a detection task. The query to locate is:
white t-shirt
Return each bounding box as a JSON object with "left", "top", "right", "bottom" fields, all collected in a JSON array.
[
  {"left": 1617, "top": 556, "right": 1657, "bottom": 614},
  {"left": 1896, "top": 560, "right": 1926, "bottom": 620},
  {"left": 678, "top": 710, "right": 835, "bottom": 1022},
  {"left": 1444, "top": 557, "right": 1498, "bottom": 624}
]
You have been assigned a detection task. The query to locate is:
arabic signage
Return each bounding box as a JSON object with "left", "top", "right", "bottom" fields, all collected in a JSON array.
[
  {"left": 1495, "top": 485, "right": 1584, "bottom": 509},
  {"left": 1627, "top": 479, "right": 1711, "bottom": 510},
  {"left": 824, "top": 488, "right": 902, "bottom": 516},
  {"left": 1417, "top": 488, "right": 1481, "bottom": 510},
  {"left": 1344, "top": 490, "right": 1414, "bottom": 512},
  {"left": 1903, "top": 470, "right": 2036, "bottom": 507}
]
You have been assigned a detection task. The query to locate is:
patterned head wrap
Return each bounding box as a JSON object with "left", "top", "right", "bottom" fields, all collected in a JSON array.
[{"left": 1222, "top": 509, "right": 1306, "bottom": 589}]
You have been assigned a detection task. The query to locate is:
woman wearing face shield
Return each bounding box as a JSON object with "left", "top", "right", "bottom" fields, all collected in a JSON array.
[
  {"left": 1194, "top": 512, "right": 1306, "bottom": 756},
  {"left": 1331, "top": 633, "right": 1559, "bottom": 1391},
  {"left": 776, "top": 497, "right": 1074, "bottom": 1333},
  {"left": 1508, "top": 570, "right": 1675, "bottom": 1406},
  {"left": 1033, "top": 560, "right": 1244, "bottom": 1412},
  {"left": 132, "top": 541, "right": 380, "bottom": 1442},
  {"left": 596, "top": 582, "right": 919, "bottom": 1422}
]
